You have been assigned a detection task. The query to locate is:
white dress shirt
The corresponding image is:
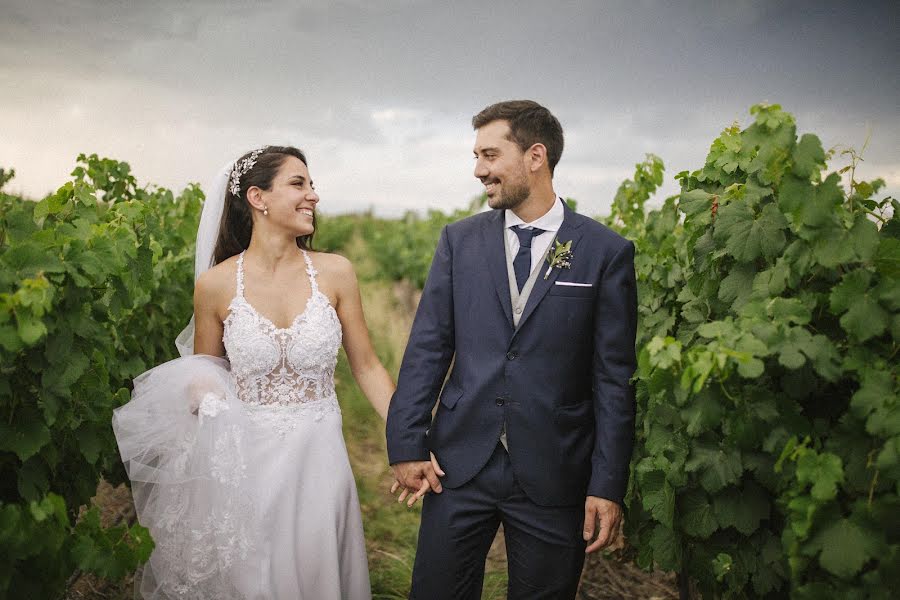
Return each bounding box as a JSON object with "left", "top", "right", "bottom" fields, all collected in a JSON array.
[{"left": 504, "top": 197, "right": 565, "bottom": 277}]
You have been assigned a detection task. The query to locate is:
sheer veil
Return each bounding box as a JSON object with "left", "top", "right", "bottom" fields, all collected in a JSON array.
[
  {"left": 174, "top": 161, "right": 232, "bottom": 356},
  {"left": 115, "top": 160, "right": 263, "bottom": 597}
]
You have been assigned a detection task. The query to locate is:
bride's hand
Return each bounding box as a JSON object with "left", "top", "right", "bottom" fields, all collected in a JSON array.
[
  {"left": 389, "top": 452, "right": 445, "bottom": 507},
  {"left": 188, "top": 376, "right": 222, "bottom": 416}
]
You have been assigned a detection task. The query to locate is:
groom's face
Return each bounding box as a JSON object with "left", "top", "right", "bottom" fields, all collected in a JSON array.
[{"left": 473, "top": 120, "right": 530, "bottom": 211}]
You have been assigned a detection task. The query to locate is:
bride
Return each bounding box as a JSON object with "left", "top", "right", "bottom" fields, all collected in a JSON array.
[{"left": 112, "top": 146, "right": 394, "bottom": 599}]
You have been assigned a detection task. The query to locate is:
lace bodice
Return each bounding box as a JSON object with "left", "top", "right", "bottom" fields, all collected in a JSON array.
[{"left": 223, "top": 251, "right": 342, "bottom": 419}]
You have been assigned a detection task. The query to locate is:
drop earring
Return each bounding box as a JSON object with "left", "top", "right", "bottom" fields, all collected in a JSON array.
[{"left": 263, "top": 206, "right": 268, "bottom": 216}]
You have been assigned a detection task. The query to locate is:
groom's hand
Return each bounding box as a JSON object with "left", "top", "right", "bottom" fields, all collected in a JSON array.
[
  {"left": 583, "top": 496, "right": 622, "bottom": 553},
  {"left": 390, "top": 453, "right": 445, "bottom": 507}
]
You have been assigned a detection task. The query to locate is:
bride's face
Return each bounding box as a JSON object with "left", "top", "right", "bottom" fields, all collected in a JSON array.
[{"left": 257, "top": 156, "right": 319, "bottom": 236}]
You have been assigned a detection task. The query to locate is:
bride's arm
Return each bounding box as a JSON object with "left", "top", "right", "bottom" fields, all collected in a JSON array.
[
  {"left": 193, "top": 270, "right": 227, "bottom": 358},
  {"left": 331, "top": 255, "right": 394, "bottom": 421},
  {"left": 183, "top": 272, "right": 229, "bottom": 414}
]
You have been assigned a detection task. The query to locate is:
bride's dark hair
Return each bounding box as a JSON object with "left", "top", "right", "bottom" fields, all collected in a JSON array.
[{"left": 212, "top": 145, "right": 315, "bottom": 265}]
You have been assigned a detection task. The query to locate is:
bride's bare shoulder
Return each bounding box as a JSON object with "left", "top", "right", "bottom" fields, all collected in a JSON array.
[
  {"left": 194, "top": 255, "right": 240, "bottom": 302},
  {"left": 307, "top": 252, "right": 358, "bottom": 300},
  {"left": 308, "top": 251, "right": 354, "bottom": 278}
]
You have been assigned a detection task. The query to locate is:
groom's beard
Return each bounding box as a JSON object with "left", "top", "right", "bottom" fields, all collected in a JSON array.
[{"left": 487, "top": 178, "right": 531, "bottom": 211}]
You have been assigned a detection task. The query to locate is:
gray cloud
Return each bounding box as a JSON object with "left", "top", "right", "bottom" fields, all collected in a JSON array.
[{"left": 1, "top": 0, "right": 897, "bottom": 215}]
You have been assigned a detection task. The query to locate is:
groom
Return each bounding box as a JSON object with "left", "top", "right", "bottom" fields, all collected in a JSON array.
[{"left": 386, "top": 100, "right": 637, "bottom": 599}]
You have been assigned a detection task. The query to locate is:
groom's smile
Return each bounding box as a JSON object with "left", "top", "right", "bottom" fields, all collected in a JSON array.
[{"left": 473, "top": 120, "right": 531, "bottom": 211}]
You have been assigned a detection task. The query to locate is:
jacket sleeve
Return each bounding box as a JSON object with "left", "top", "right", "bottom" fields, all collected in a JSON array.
[
  {"left": 386, "top": 225, "right": 455, "bottom": 464},
  {"left": 587, "top": 240, "right": 638, "bottom": 503}
]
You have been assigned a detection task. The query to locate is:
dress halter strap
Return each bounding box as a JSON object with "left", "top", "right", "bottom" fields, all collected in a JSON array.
[
  {"left": 301, "top": 250, "right": 319, "bottom": 294},
  {"left": 235, "top": 251, "right": 246, "bottom": 298}
]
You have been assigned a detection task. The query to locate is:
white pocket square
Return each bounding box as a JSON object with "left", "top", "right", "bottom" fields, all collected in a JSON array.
[{"left": 554, "top": 281, "right": 592, "bottom": 287}]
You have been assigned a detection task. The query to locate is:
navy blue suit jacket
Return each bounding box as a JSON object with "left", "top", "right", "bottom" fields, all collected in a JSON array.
[{"left": 386, "top": 202, "right": 637, "bottom": 506}]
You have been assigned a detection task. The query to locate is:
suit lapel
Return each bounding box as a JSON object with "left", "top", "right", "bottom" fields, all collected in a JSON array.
[
  {"left": 482, "top": 210, "right": 514, "bottom": 328},
  {"left": 514, "top": 204, "right": 585, "bottom": 335}
]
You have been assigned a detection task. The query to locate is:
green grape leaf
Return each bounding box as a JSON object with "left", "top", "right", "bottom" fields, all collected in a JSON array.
[
  {"left": 875, "top": 276, "right": 900, "bottom": 311},
  {"left": 767, "top": 297, "right": 811, "bottom": 325},
  {"left": 0, "top": 322, "right": 24, "bottom": 352},
  {"left": 28, "top": 493, "right": 68, "bottom": 526},
  {"left": 685, "top": 444, "right": 743, "bottom": 492},
  {"left": 787, "top": 495, "right": 819, "bottom": 538},
  {"left": 770, "top": 325, "right": 815, "bottom": 370},
  {"left": 42, "top": 348, "right": 90, "bottom": 395},
  {"left": 781, "top": 174, "right": 845, "bottom": 232},
  {"left": 805, "top": 334, "right": 843, "bottom": 381},
  {"left": 830, "top": 269, "right": 872, "bottom": 314},
  {"left": 681, "top": 390, "right": 724, "bottom": 437},
  {"left": 791, "top": 134, "right": 826, "bottom": 179},
  {"left": 649, "top": 524, "right": 681, "bottom": 571},
  {"left": 44, "top": 324, "right": 74, "bottom": 366},
  {"left": 875, "top": 237, "right": 900, "bottom": 278},
  {"left": 129, "top": 522, "right": 155, "bottom": 562},
  {"left": 811, "top": 224, "right": 857, "bottom": 267},
  {"left": 641, "top": 470, "right": 676, "bottom": 528},
  {"left": 712, "top": 552, "right": 733, "bottom": 582},
  {"left": 714, "top": 202, "right": 788, "bottom": 262},
  {"left": 779, "top": 177, "right": 821, "bottom": 228},
  {"left": 796, "top": 451, "right": 844, "bottom": 501},
  {"left": 736, "top": 355, "right": 765, "bottom": 379},
  {"left": 718, "top": 263, "right": 756, "bottom": 310},
  {"left": 679, "top": 489, "right": 719, "bottom": 538},
  {"left": 752, "top": 533, "right": 787, "bottom": 595},
  {"left": 681, "top": 189, "right": 715, "bottom": 220},
  {"left": 851, "top": 369, "right": 898, "bottom": 437},
  {"left": 646, "top": 336, "right": 682, "bottom": 370},
  {"left": 807, "top": 518, "right": 879, "bottom": 579},
  {"left": 848, "top": 214, "right": 880, "bottom": 263},
  {"left": 875, "top": 436, "right": 900, "bottom": 471},
  {"left": 32, "top": 191, "right": 69, "bottom": 220},
  {"left": 17, "top": 458, "right": 50, "bottom": 503},
  {"left": 752, "top": 259, "right": 790, "bottom": 298},
  {"left": 840, "top": 296, "right": 889, "bottom": 342},
  {"left": 75, "top": 426, "right": 103, "bottom": 464},
  {"left": 0, "top": 406, "right": 51, "bottom": 461},
  {"left": 16, "top": 315, "right": 48, "bottom": 345},
  {"left": 2, "top": 241, "right": 66, "bottom": 276},
  {"left": 713, "top": 483, "right": 769, "bottom": 535}
]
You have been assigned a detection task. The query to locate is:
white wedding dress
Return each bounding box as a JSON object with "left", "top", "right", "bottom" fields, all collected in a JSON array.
[{"left": 113, "top": 250, "right": 371, "bottom": 599}]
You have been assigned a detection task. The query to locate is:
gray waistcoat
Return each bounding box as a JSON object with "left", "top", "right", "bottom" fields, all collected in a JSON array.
[{"left": 499, "top": 232, "right": 552, "bottom": 448}]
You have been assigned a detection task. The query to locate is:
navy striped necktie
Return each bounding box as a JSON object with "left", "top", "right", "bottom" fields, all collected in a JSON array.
[{"left": 511, "top": 226, "right": 545, "bottom": 292}]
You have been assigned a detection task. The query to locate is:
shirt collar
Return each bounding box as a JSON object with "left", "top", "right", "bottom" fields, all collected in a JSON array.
[{"left": 504, "top": 197, "right": 565, "bottom": 232}]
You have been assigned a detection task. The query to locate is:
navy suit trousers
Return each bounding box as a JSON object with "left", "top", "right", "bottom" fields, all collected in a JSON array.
[{"left": 410, "top": 443, "right": 587, "bottom": 600}]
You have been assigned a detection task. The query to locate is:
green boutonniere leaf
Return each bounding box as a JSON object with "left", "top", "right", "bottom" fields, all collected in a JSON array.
[{"left": 544, "top": 239, "right": 574, "bottom": 279}]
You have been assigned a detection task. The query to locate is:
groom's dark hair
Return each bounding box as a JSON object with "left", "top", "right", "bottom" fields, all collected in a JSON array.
[{"left": 472, "top": 100, "right": 564, "bottom": 175}]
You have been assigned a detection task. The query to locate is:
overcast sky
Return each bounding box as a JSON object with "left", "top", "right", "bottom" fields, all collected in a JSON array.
[{"left": 2, "top": 0, "right": 897, "bottom": 216}]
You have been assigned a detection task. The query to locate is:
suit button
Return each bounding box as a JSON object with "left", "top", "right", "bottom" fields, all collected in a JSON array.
[
  {"left": 506, "top": 351, "right": 518, "bottom": 360},
  {"left": 495, "top": 397, "right": 505, "bottom": 406}
]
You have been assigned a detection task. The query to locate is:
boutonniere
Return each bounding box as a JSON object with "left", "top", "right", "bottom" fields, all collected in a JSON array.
[{"left": 543, "top": 239, "right": 574, "bottom": 279}]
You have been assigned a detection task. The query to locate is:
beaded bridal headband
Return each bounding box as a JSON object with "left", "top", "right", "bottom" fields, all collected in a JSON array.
[{"left": 228, "top": 146, "right": 268, "bottom": 196}]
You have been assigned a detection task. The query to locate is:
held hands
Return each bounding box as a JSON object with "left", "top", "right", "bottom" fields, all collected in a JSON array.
[
  {"left": 583, "top": 496, "right": 622, "bottom": 553},
  {"left": 389, "top": 453, "right": 445, "bottom": 507}
]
